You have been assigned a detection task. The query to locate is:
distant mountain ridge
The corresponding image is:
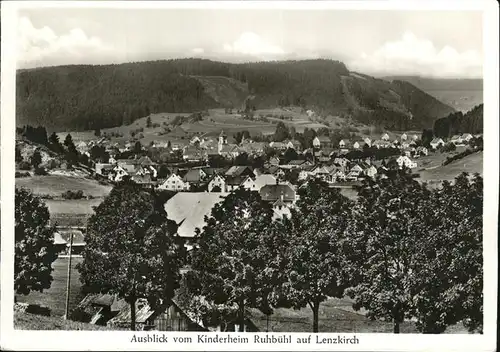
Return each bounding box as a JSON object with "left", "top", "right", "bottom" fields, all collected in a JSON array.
[
  {"left": 16, "top": 59, "right": 455, "bottom": 132},
  {"left": 382, "top": 76, "right": 483, "bottom": 92}
]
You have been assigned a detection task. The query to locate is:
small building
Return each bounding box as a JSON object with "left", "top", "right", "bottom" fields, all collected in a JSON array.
[
  {"left": 450, "top": 135, "right": 464, "bottom": 145},
  {"left": 53, "top": 228, "right": 86, "bottom": 256},
  {"left": 400, "top": 133, "right": 408, "bottom": 141},
  {"left": 430, "top": 138, "right": 445, "bottom": 149},
  {"left": 381, "top": 133, "right": 390, "bottom": 141},
  {"left": 461, "top": 133, "right": 473, "bottom": 142},
  {"left": 396, "top": 155, "right": 417, "bottom": 169}
]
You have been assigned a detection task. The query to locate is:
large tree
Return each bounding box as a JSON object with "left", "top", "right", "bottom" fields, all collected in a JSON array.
[
  {"left": 280, "top": 179, "right": 352, "bottom": 332},
  {"left": 345, "top": 170, "right": 436, "bottom": 333},
  {"left": 186, "top": 189, "right": 276, "bottom": 331},
  {"left": 15, "top": 188, "right": 58, "bottom": 296},
  {"left": 77, "top": 181, "right": 182, "bottom": 331},
  {"left": 410, "top": 173, "right": 483, "bottom": 333},
  {"left": 346, "top": 170, "right": 483, "bottom": 334}
]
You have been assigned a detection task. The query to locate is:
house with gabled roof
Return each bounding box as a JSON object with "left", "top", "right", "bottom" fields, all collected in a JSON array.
[
  {"left": 207, "top": 174, "right": 226, "bottom": 192},
  {"left": 259, "top": 184, "right": 296, "bottom": 204},
  {"left": 158, "top": 173, "right": 190, "bottom": 191},
  {"left": 396, "top": 155, "right": 417, "bottom": 169},
  {"left": 461, "top": 133, "right": 473, "bottom": 142},
  {"left": 286, "top": 140, "right": 302, "bottom": 151},
  {"left": 450, "top": 135, "right": 464, "bottom": 145},
  {"left": 381, "top": 133, "right": 390, "bottom": 141},
  {"left": 430, "top": 138, "right": 445, "bottom": 149},
  {"left": 400, "top": 133, "right": 408, "bottom": 141}
]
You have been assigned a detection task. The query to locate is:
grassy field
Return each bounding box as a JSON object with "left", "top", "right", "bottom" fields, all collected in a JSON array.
[
  {"left": 16, "top": 175, "right": 112, "bottom": 198},
  {"left": 418, "top": 151, "right": 483, "bottom": 185},
  {"left": 15, "top": 311, "right": 115, "bottom": 330},
  {"left": 16, "top": 257, "right": 85, "bottom": 318},
  {"left": 46, "top": 199, "right": 102, "bottom": 215}
]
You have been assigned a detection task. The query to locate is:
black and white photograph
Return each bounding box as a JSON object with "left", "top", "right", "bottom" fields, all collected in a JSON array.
[{"left": 1, "top": 1, "right": 498, "bottom": 351}]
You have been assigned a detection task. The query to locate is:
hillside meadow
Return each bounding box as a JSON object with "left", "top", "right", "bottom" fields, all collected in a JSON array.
[{"left": 15, "top": 175, "right": 111, "bottom": 198}]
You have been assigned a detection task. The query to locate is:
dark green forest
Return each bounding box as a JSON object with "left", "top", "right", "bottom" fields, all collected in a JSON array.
[
  {"left": 17, "top": 58, "right": 455, "bottom": 131},
  {"left": 433, "top": 104, "right": 483, "bottom": 138}
]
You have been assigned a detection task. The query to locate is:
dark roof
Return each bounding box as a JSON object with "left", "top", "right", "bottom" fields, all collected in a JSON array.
[
  {"left": 259, "top": 184, "right": 296, "bottom": 202},
  {"left": 225, "top": 166, "right": 254, "bottom": 177},
  {"left": 225, "top": 175, "right": 249, "bottom": 186},
  {"left": 183, "top": 169, "right": 204, "bottom": 183}
]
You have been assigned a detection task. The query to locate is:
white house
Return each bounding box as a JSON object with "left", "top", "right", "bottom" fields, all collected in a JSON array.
[
  {"left": 396, "top": 155, "right": 417, "bottom": 169},
  {"left": 461, "top": 133, "right": 473, "bottom": 142},
  {"left": 158, "top": 174, "right": 190, "bottom": 191},
  {"left": 450, "top": 135, "right": 464, "bottom": 145},
  {"left": 363, "top": 137, "right": 372, "bottom": 147},
  {"left": 416, "top": 146, "right": 428, "bottom": 156},
  {"left": 312, "top": 137, "right": 321, "bottom": 148},
  {"left": 110, "top": 165, "right": 129, "bottom": 182},
  {"left": 400, "top": 133, "right": 408, "bottom": 141},
  {"left": 430, "top": 138, "right": 445, "bottom": 149},
  {"left": 207, "top": 174, "right": 226, "bottom": 192},
  {"left": 381, "top": 133, "right": 390, "bottom": 141}
]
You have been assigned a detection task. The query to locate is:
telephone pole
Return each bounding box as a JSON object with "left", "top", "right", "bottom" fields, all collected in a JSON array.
[{"left": 64, "top": 232, "right": 74, "bottom": 320}]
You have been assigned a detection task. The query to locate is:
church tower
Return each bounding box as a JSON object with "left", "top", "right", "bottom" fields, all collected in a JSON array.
[{"left": 218, "top": 130, "right": 227, "bottom": 153}]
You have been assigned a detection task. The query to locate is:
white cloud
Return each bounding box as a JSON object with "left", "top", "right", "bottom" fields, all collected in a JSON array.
[
  {"left": 17, "top": 16, "right": 111, "bottom": 68},
  {"left": 349, "top": 31, "right": 482, "bottom": 78},
  {"left": 191, "top": 47, "right": 205, "bottom": 55},
  {"left": 223, "top": 32, "right": 285, "bottom": 60}
]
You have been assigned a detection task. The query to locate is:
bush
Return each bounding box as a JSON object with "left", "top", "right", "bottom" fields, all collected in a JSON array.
[
  {"left": 62, "top": 190, "right": 85, "bottom": 200},
  {"left": 441, "top": 143, "right": 456, "bottom": 153},
  {"left": 15, "top": 171, "right": 31, "bottom": 178},
  {"left": 18, "top": 161, "right": 32, "bottom": 170},
  {"left": 34, "top": 167, "right": 48, "bottom": 176}
]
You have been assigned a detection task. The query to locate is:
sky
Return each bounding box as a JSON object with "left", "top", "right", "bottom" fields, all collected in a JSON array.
[{"left": 17, "top": 8, "right": 483, "bottom": 78}]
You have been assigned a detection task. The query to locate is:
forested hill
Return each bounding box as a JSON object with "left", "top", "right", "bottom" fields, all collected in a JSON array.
[{"left": 16, "top": 58, "right": 455, "bottom": 132}]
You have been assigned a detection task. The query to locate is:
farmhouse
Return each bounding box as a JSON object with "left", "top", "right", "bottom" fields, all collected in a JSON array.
[
  {"left": 74, "top": 294, "right": 207, "bottom": 332},
  {"left": 225, "top": 166, "right": 254, "bottom": 178},
  {"left": 381, "top": 133, "right": 390, "bottom": 141}
]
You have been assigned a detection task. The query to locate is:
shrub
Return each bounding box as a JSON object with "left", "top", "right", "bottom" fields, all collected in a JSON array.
[
  {"left": 62, "top": 190, "right": 85, "bottom": 200},
  {"left": 34, "top": 167, "right": 48, "bottom": 176},
  {"left": 15, "top": 171, "right": 31, "bottom": 178},
  {"left": 18, "top": 161, "right": 32, "bottom": 170}
]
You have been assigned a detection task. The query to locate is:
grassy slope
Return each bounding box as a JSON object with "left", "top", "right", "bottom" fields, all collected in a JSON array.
[
  {"left": 16, "top": 257, "right": 85, "bottom": 317},
  {"left": 14, "top": 311, "right": 115, "bottom": 330},
  {"left": 418, "top": 151, "right": 483, "bottom": 184},
  {"left": 15, "top": 175, "right": 111, "bottom": 197}
]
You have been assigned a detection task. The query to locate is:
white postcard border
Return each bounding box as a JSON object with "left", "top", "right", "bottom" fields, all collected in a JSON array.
[{"left": 1, "top": 1, "right": 498, "bottom": 351}]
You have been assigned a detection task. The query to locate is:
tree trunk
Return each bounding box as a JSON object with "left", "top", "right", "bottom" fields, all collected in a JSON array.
[
  {"left": 130, "top": 298, "right": 136, "bottom": 331},
  {"left": 393, "top": 302, "right": 401, "bottom": 334},
  {"left": 238, "top": 299, "right": 245, "bottom": 332},
  {"left": 393, "top": 321, "right": 400, "bottom": 334},
  {"left": 312, "top": 301, "right": 319, "bottom": 333}
]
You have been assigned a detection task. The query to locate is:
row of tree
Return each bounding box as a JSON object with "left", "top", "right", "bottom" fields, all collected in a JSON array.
[{"left": 14, "top": 170, "right": 482, "bottom": 333}]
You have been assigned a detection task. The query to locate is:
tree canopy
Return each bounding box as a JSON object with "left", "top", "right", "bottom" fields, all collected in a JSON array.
[
  {"left": 15, "top": 188, "right": 58, "bottom": 296},
  {"left": 77, "top": 182, "right": 183, "bottom": 330}
]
